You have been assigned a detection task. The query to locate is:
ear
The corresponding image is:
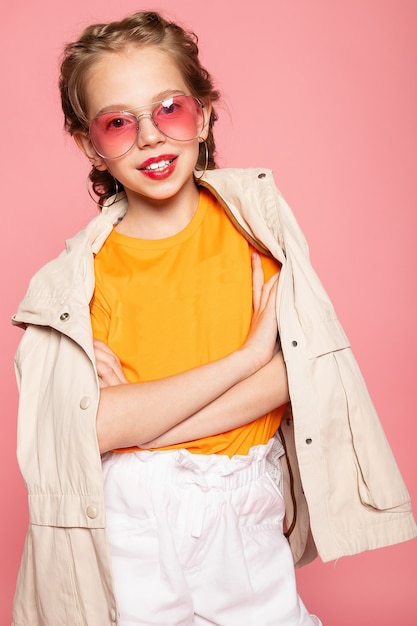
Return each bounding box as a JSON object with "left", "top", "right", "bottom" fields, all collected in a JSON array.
[
  {"left": 199, "top": 102, "right": 213, "bottom": 142},
  {"left": 73, "top": 131, "right": 108, "bottom": 171}
]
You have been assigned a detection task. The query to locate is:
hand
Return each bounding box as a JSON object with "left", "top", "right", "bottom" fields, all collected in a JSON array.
[
  {"left": 240, "top": 253, "right": 279, "bottom": 370},
  {"left": 93, "top": 339, "right": 129, "bottom": 388}
]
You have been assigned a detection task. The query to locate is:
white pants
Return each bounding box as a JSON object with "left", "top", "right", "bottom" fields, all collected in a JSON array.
[{"left": 102, "top": 440, "right": 322, "bottom": 626}]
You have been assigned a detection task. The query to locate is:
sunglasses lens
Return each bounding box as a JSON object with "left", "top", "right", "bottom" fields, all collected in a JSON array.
[
  {"left": 153, "top": 96, "right": 204, "bottom": 141},
  {"left": 90, "top": 113, "right": 138, "bottom": 159},
  {"left": 89, "top": 96, "right": 205, "bottom": 159}
]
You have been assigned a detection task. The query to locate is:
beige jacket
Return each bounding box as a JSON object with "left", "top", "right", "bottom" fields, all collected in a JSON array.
[{"left": 12, "top": 168, "right": 416, "bottom": 625}]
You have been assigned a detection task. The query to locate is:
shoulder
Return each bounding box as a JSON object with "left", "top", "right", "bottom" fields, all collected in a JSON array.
[
  {"left": 202, "top": 167, "right": 275, "bottom": 186},
  {"left": 12, "top": 201, "right": 126, "bottom": 326},
  {"left": 200, "top": 167, "right": 279, "bottom": 207}
]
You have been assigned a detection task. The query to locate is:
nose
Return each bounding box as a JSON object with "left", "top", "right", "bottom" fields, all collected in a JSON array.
[{"left": 136, "top": 113, "right": 165, "bottom": 148}]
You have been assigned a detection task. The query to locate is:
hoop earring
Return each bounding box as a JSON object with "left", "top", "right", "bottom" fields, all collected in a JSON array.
[
  {"left": 194, "top": 139, "right": 209, "bottom": 181},
  {"left": 86, "top": 167, "right": 121, "bottom": 208}
]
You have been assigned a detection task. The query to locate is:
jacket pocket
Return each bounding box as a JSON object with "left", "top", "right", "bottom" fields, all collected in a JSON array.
[{"left": 304, "top": 317, "right": 350, "bottom": 359}]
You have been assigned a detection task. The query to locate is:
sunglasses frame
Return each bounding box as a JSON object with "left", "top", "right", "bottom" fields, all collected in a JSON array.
[{"left": 88, "top": 95, "right": 206, "bottom": 159}]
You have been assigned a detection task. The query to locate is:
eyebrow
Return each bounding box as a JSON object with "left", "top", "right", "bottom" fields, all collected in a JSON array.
[{"left": 94, "top": 89, "right": 187, "bottom": 116}]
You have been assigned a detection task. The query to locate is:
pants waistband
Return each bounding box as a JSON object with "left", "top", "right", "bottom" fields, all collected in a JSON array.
[{"left": 102, "top": 436, "right": 284, "bottom": 491}]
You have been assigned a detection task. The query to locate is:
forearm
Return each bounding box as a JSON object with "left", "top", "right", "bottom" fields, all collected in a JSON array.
[
  {"left": 97, "top": 347, "right": 265, "bottom": 453},
  {"left": 142, "top": 352, "right": 289, "bottom": 448}
]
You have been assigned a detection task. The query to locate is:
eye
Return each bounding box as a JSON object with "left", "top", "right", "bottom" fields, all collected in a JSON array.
[
  {"left": 108, "top": 117, "right": 126, "bottom": 129},
  {"left": 101, "top": 113, "right": 136, "bottom": 132},
  {"left": 157, "top": 98, "right": 183, "bottom": 118}
]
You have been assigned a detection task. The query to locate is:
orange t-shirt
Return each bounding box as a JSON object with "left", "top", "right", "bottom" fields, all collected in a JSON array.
[{"left": 90, "top": 187, "right": 285, "bottom": 456}]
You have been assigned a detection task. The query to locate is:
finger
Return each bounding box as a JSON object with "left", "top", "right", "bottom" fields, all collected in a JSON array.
[
  {"left": 93, "top": 339, "right": 117, "bottom": 357},
  {"left": 97, "top": 364, "right": 126, "bottom": 386},
  {"left": 258, "top": 272, "right": 279, "bottom": 312},
  {"left": 98, "top": 377, "right": 108, "bottom": 389},
  {"left": 93, "top": 339, "right": 121, "bottom": 367},
  {"left": 93, "top": 339, "right": 128, "bottom": 384},
  {"left": 251, "top": 252, "right": 264, "bottom": 312},
  {"left": 96, "top": 356, "right": 127, "bottom": 385}
]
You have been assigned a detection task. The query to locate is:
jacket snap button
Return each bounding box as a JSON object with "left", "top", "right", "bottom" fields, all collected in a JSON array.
[
  {"left": 59, "top": 312, "right": 70, "bottom": 322},
  {"left": 305, "top": 438, "right": 313, "bottom": 445},
  {"left": 86, "top": 505, "right": 98, "bottom": 519},
  {"left": 291, "top": 340, "right": 298, "bottom": 347},
  {"left": 80, "top": 396, "right": 91, "bottom": 410},
  {"left": 257, "top": 172, "right": 266, "bottom": 179}
]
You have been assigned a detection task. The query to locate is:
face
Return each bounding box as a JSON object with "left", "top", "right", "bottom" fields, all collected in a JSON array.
[{"left": 75, "top": 46, "right": 211, "bottom": 206}]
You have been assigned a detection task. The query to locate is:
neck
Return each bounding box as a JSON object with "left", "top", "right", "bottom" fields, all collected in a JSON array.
[{"left": 116, "top": 178, "right": 200, "bottom": 239}]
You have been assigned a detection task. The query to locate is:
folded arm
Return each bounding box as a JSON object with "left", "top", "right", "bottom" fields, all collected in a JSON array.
[
  {"left": 141, "top": 350, "right": 288, "bottom": 448},
  {"left": 95, "top": 254, "right": 280, "bottom": 453}
]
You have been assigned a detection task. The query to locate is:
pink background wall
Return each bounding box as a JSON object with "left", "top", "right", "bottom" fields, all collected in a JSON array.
[{"left": 1, "top": 0, "right": 416, "bottom": 623}]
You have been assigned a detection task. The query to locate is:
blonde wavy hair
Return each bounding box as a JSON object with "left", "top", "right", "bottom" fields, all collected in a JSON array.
[{"left": 59, "top": 11, "right": 220, "bottom": 206}]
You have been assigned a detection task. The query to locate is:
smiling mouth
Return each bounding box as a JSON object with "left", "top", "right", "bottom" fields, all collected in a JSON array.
[{"left": 141, "top": 158, "right": 176, "bottom": 171}]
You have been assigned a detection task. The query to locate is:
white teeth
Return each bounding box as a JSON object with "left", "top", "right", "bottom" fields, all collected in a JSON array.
[{"left": 145, "top": 159, "right": 172, "bottom": 171}]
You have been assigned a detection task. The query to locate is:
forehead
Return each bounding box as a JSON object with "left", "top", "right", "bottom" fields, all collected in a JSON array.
[{"left": 85, "top": 46, "right": 188, "bottom": 117}]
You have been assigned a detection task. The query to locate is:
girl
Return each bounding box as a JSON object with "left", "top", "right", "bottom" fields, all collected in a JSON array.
[{"left": 12, "top": 10, "right": 416, "bottom": 626}]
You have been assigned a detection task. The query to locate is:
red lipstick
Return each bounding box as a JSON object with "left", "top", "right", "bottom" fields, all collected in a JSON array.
[{"left": 138, "top": 154, "right": 178, "bottom": 180}]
